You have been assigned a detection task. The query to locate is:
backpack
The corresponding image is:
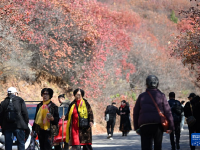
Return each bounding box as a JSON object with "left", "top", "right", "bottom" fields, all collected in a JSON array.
[
  {"left": 170, "top": 101, "right": 182, "bottom": 122},
  {"left": 5, "top": 98, "right": 18, "bottom": 123}
]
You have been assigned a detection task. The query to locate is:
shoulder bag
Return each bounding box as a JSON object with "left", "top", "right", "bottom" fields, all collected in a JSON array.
[
  {"left": 147, "top": 91, "right": 169, "bottom": 132},
  {"left": 75, "top": 102, "right": 89, "bottom": 128}
]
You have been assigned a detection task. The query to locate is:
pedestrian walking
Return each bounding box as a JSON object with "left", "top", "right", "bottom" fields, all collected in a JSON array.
[
  {"left": 32, "top": 88, "right": 59, "bottom": 150},
  {"left": 65, "top": 88, "right": 94, "bottom": 150},
  {"left": 105, "top": 102, "right": 119, "bottom": 140},
  {"left": 193, "top": 96, "right": 200, "bottom": 133},
  {"left": 168, "top": 92, "right": 183, "bottom": 150},
  {"left": 0, "top": 87, "right": 29, "bottom": 150},
  {"left": 133, "top": 75, "right": 174, "bottom": 150},
  {"left": 184, "top": 93, "right": 197, "bottom": 150},
  {"left": 180, "top": 101, "right": 185, "bottom": 131},
  {"left": 54, "top": 94, "right": 71, "bottom": 150},
  {"left": 119, "top": 100, "right": 132, "bottom": 136}
]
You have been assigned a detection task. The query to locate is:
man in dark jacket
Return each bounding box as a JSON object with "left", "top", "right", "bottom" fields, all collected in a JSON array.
[
  {"left": 184, "top": 93, "right": 197, "bottom": 150},
  {"left": 105, "top": 102, "right": 119, "bottom": 140},
  {"left": 134, "top": 75, "right": 174, "bottom": 150},
  {"left": 0, "top": 87, "right": 29, "bottom": 150},
  {"left": 168, "top": 92, "right": 183, "bottom": 150}
]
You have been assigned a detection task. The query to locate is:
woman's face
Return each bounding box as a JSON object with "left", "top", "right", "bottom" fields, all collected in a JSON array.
[
  {"left": 75, "top": 90, "right": 82, "bottom": 100},
  {"left": 58, "top": 97, "right": 65, "bottom": 103},
  {"left": 42, "top": 91, "right": 50, "bottom": 101},
  {"left": 121, "top": 102, "right": 124, "bottom": 105}
]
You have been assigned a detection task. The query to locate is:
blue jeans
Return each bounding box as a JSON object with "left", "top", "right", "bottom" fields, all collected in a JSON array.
[{"left": 4, "top": 129, "right": 25, "bottom": 150}]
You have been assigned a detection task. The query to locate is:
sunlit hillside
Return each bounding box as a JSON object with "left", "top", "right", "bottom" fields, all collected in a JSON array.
[{"left": 0, "top": 0, "right": 198, "bottom": 132}]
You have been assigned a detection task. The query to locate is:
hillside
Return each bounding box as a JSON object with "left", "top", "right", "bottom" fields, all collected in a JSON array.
[{"left": 0, "top": 0, "right": 198, "bottom": 132}]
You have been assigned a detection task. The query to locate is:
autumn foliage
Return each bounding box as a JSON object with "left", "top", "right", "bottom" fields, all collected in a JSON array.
[
  {"left": 0, "top": 0, "right": 141, "bottom": 98},
  {"left": 172, "top": 4, "right": 200, "bottom": 83}
]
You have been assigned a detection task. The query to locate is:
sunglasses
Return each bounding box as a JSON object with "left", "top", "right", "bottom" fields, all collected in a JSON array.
[{"left": 42, "top": 93, "right": 49, "bottom": 96}]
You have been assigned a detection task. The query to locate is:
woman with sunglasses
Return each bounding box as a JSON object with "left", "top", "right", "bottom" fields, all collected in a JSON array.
[{"left": 32, "top": 88, "right": 59, "bottom": 150}]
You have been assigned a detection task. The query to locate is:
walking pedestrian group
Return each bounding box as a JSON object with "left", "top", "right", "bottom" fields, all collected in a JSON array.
[{"left": 0, "top": 75, "right": 198, "bottom": 150}]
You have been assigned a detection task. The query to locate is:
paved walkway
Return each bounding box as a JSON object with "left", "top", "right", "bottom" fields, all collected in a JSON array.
[{"left": 92, "top": 125, "right": 200, "bottom": 150}]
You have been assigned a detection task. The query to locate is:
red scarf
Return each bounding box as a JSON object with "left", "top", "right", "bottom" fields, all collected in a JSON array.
[{"left": 120, "top": 104, "right": 126, "bottom": 108}]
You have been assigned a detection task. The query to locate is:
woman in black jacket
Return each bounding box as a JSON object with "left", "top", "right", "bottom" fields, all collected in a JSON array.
[
  {"left": 119, "top": 100, "right": 132, "bottom": 136},
  {"left": 32, "top": 88, "right": 59, "bottom": 150}
]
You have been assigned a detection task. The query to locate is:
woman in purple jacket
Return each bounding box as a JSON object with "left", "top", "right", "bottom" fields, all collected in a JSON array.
[{"left": 133, "top": 75, "right": 174, "bottom": 150}]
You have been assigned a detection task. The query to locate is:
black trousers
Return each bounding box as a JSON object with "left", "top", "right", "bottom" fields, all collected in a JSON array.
[
  {"left": 140, "top": 124, "right": 163, "bottom": 150},
  {"left": 189, "top": 127, "right": 195, "bottom": 150},
  {"left": 170, "top": 122, "right": 180, "bottom": 148},
  {"left": 107, "top": 118, "right": 116, "bottom": 137},
  {"left": 38, "top": 129, "right": 52, "bottom": 150}
]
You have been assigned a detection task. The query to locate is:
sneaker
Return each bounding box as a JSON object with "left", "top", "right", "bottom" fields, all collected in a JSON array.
[
  {"left": 110, "top": 137, "right": 113, "bottom": 140},
  {"left": 107, "top": 134, "right": 111, "bottom": 139}
]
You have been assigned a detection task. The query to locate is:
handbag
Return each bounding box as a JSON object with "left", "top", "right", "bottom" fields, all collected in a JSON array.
[
  {"left": 105, "top": 114, "right": 109, "bottom": 122},
  {"left": 50, "top": 124, "right": 59, "bottom": 136},
  {"left": 75, "top": 102, "right": 89, "bottom": 128},
  {"left": 186, "top": 103, "right": 196, "bottom": 127},
  {"left": 147, "top": 91, "right": 169, "bottom": 132}
]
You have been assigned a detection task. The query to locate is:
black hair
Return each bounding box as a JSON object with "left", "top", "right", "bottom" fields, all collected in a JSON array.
[
  {"left": 73, "top": 88, "right": 85, "bottom": 97},
  {"left": 121, "top": 100, "right": 126, "bottom": 103},
  {"left": 112, "top": 102, "right": 116, "bottom": 105},
  {"left": 58, "top": 94, "right": 65, "bottom": 99},
  {"left": 169, "top": 92, "right": 175, "bottom": 98},
  {"left": 41, "top": 88, "right": 54, "bottom": 99},
  {"left": 181, "top": 101, "right": 185, "bottom": 104}
]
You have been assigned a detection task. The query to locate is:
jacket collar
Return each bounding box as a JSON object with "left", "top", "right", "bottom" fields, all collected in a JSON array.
[{"left": 146, "top": 88, "right": 158, "bottom": 92}]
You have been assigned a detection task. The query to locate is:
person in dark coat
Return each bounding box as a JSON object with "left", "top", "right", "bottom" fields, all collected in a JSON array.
[
  {"left": 184, "top": 93, "right": 197, "bottom": 150},
  {"left": 105, "top": 102, "right": 119, "bottom": 139},
  {"left": 168, "top": 92, "right": 183, "bottom": 150},
  {"left": 193, "top": 96, "right": 200, "bottom": 133},
  {"left": 0, "top": 87, "right": 29, "bottom": 150},
  {"left": 65, "top": 88, "right": 94, "bottom": 150},
  {"left": 119, "top": 100, "right": 132, "bottom": 136},
  {"left": 32, "top": 88, "right": 59, "bottom": 150},
  {"left": 133, "top": 75, "right": 174, "bottom": 150}
]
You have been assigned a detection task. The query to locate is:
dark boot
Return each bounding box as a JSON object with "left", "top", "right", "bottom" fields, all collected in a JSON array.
[
  {"left": 171, "top": 142, "right": 175, "bottom": 150},
  {"left": 176, "top": 142, "right": 180, "bottom": 150},
  {"left": 124, "top": 132, "right": 127, "bottom": 136},
  {"left": 122, "top": 132, "right": 124, "bottom": 136}
]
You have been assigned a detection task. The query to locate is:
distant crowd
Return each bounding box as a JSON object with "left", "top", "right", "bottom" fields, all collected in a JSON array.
[
  {"left": 105, "top": 75, "right": 200, "bottom": 150},
  {"left": 0, "top": 75, "right": 199, "bottom": 150}
]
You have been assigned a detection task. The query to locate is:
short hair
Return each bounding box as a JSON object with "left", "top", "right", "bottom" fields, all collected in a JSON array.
[
  {"left": 112, "top": 102, "right": 116, "bottom": 105},
  {"left": 121, "top": 100, "right": 126, "bottom": 103},
  {"left": 73, "top": 88, "right": 85, "bottom": 97},
  {"left": 58, "top": 94, "right": 65, "bottom": 99},
  {"left": 169, "top": 92, "right": 175, "bottom": 98},
  {"left": 41, "top": 88, "right": 54, "bottom": 99}
]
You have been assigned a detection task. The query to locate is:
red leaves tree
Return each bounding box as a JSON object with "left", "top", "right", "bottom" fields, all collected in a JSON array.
[
  {"left": 171, "top": 4, "right": 200, "bottom": 83},
  {"left": 0, "top": 0, "right": 140, "bottom": 98}
]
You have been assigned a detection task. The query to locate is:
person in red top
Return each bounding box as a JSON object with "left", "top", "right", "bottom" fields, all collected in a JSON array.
[{"left": 65, "top": 88, "right": 94, "bottom": 150}]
